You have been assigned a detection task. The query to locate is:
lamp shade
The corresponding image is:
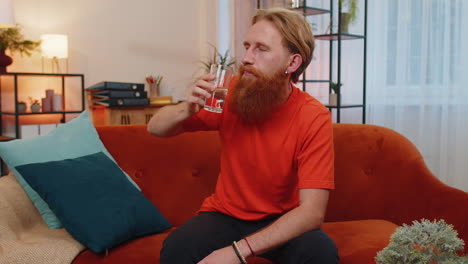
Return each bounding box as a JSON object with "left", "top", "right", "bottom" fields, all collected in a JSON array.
[
  {"left": 0, "top": 0, "right": 15, "bottom": 28},
  {"left": 41, "top": 34, "right": 68, "bottom": 58}
]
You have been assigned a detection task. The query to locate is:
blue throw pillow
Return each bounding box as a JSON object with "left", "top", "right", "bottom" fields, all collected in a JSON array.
[
  {"left": 15, "top": 151, "right": 171, "bottom": 253},
  {"left": 0, "top": 111, "right": 140, "bottom": 229}
]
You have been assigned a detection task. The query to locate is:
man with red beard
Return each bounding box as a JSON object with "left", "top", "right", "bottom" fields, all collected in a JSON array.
[{"left": 148, "top": 8, "right": 337, "bottom": 264}]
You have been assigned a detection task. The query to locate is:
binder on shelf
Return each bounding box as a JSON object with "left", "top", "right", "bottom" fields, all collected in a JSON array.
[
  {"left": 93, "top": 90, "right": 147, "bottom": 99},
  {"left": 86, "top": 81, "right": 144, "bottom": 91},
  {"left": 94, "top": 98, "right": 150, "bottom": 107}
]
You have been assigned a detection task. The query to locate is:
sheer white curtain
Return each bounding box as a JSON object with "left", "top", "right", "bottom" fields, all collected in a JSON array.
[{"left": 367, "top": 0, "right": 468, "bottom": 192}]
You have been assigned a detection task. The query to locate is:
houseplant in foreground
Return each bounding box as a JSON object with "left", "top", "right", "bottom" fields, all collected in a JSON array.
[
  {"left": 0, "top": 26, "right": 41, "bottom": 72},
  {"left": 376, "top": 219, "right": 467, "bottom": 264}
]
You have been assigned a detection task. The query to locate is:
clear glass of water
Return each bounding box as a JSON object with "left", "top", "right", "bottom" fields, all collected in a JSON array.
[{"left": 204, "top": 64, "right": 233, "bottom": 113}]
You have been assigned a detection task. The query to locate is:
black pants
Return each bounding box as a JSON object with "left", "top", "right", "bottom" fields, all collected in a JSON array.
[{"left": 160, "top": 212, "right": 339, "bottom": 264}]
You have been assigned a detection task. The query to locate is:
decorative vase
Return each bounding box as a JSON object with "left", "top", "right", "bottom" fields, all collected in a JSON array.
[
  {"left": 31, "top": 104, "right": 41, "bottom": 113},
  {"left": 17, "top": 102, "right": 27, "bottom": 113},
  {"left": 0, "top": 49, "right": 13, "bottom": 73},
  {"left": 329, "top": 93, "right": 339, "bottom": 106}
]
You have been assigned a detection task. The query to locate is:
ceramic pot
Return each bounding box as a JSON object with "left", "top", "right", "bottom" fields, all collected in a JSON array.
[
  {"left": 31, "top": 104, "right": 41, "bottom": 113},
  {"left": 17, "top": 102, "right": 27, "bottom": 113},
  {"left": 329, "top": 93, "right": 339, "bottom": 106}
]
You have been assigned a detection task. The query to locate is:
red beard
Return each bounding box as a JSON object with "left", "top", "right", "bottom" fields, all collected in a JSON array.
[{"left": 228, "top": 65, "right": 288, "bottom": 124}]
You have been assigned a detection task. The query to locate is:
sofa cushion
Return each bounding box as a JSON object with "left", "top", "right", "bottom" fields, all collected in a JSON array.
[
  {"left": 71, "top": 219, "right": 396, "bottom": 263},
  {"left": 322, "top": 219, "right": 398, "bottom": 264},
  {"left": 72, "top": 229, "right": 174, "bottom": 264},
  {"left": 0, "top": 111, "right": 140, "bottom": 229},
  {"left": 16, "top": 151, "right": 171, "bottom": 254},
  {"left": 72, "top": 227, "right": 273, "bottom": 264}
]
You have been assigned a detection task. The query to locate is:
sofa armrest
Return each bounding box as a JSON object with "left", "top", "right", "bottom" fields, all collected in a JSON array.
[{"left": 326, "top": 124, "right": 468, "bottom": 253}]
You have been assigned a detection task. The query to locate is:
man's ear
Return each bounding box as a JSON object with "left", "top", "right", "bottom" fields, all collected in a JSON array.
[{"left": 285, "top": 54, "right": 302, "bottom": 75}]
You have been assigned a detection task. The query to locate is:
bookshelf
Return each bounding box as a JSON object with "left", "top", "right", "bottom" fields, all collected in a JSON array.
[
  {"left": 0, "top": 72, "right": 85, "bottom": 140},
  {"left": 257, "top": 0, "right": 367, "bottom": 123}
]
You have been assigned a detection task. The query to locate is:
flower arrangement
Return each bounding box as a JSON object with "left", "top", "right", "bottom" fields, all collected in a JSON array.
[{"left": 376, "top": 219, "right": 467, "bottom": 264}]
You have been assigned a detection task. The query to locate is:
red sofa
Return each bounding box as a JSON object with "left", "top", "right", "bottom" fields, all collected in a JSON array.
[{"left": 72, "top": 123, "right": 468, "bottom": 264}]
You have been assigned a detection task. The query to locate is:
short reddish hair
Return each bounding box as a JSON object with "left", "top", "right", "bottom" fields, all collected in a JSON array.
[{"left": 252, "top": 8, "right": 315, "bottom": 83}]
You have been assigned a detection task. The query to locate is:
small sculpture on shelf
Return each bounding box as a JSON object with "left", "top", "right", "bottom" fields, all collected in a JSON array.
[
  {"left": 29, "top": 97, "right": 41, "bottom": 113},
  {"left": 16, "top": 101, "right": 26, "bottom": 113}
]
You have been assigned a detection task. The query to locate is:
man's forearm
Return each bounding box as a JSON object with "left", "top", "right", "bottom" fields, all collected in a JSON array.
[
  {"left": 147, "top": 102, "right": 192, "bottom": 137},
  {"left": 236, "top": 189, "right": 329, "bottom": 258}
]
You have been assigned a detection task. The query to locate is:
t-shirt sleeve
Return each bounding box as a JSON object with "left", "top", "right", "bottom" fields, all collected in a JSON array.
[
  {"left": 182, "top": 109, "right": 222, "bottom": 132},
  {"left": 296, "top": 109, "right": 335, "bottom": 190}
]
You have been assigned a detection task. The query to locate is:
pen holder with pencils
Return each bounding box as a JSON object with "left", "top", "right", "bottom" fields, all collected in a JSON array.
[
  {"left": 149, "top": 83, "right": 160, "bottom": 97},
  {"left": 146, "top": 75, "right": 163, "bottom": 98}
]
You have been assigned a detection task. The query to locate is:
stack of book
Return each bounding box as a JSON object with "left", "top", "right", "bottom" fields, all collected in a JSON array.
[{"left": 86, "top": 81, "right": 150, "bottom": 107}]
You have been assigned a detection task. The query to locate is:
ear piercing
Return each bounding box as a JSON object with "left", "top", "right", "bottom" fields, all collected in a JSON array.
[{"left": 285, "top": 70, "right": 288, "bottom": 75}]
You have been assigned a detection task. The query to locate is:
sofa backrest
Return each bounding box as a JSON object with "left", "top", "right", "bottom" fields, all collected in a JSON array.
[
  {"left": 96, "top": 125, "right": 221, "bottom": 226},
  {"left": 95, "top": 124, "right": 443, "bottom": 226},
  {"left": 327, "top": 123, "right": 448, "bottom": 224}
]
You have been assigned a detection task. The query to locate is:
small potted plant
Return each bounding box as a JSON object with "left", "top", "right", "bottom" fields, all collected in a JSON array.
[
  {"left": 339, "top": 0, "right": 359, "bottom": 33},
  {"left": 29, "top": 97, "right": 41, "bottom": 113},
  {"left": 329, "top": 82, "right": 342, "bottom": 106},
  {"left": 376, "top": 219, "right": 467, "bottom": 263},
  {"left": 0, "top": 26, "right": 41, "bottom": 72},
  {"left": 201, "top": 43, "right": 236, "bottom": 74}
]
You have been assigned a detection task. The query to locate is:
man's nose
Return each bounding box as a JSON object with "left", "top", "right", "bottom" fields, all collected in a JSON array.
[{"left": 241, "top": 49, "right": 254, "bottom": 66}]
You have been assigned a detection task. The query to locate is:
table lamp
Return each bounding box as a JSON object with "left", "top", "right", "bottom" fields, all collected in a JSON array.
[{"left": 41, "top": 34, "right": 68, "bottom": 73}]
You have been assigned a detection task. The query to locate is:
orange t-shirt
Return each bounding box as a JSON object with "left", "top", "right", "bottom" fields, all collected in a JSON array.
[{"left": 183, "top": 85, "right": 334, "bottom": 221}]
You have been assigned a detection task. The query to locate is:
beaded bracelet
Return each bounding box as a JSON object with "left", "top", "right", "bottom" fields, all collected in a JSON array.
[{"left": 232, "top": 241, "right": 247, "bottom": 264}]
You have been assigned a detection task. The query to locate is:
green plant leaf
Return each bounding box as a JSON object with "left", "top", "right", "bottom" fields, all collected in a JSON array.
[{"left": 0, "top": 26, "right": 41, "bottom": 56}]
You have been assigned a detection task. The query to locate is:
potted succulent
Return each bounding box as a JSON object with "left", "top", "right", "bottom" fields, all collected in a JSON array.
[
  {"left": 329, "top": 82, "right": 342, "bottom": 106},
  {"left": 29, "top": 97, "right": 41, "bottom": 113},
  {"left": 376, "top": 219, "right": 468, "bottom": 263},
  {"left": 0, "top": 26, "right": 41, "bottom": 72}
]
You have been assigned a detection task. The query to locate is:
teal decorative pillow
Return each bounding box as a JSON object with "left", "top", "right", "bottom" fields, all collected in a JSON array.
[
  {"left": 16, "top": 152, "right": 171, "bottom": 253},
  {"left": 0, "top": 111, "right": 140, "bottom": 229}
]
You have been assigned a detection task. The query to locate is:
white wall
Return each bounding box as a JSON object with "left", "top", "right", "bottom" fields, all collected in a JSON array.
[{"left": 9, "top": 0, "right": 219, "bottom": 102}]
